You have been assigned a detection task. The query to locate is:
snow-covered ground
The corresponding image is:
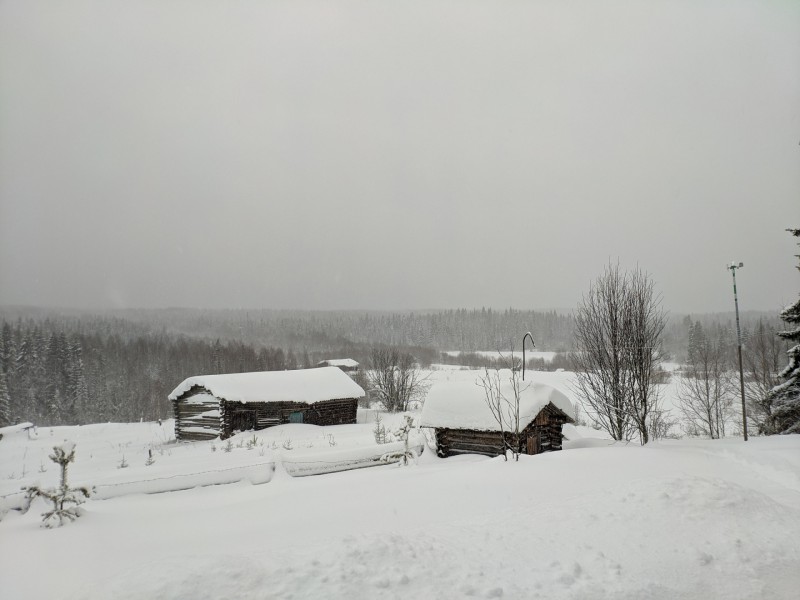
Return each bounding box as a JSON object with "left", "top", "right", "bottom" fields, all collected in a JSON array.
[
  {"left": 1, "top": 368, "right": 798, "bottom": 599},
  {"left": 443, "top": 349, "right": 558, "bottom": 362}
]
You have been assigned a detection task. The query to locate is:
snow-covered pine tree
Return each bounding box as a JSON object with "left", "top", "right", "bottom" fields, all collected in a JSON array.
[
  {"left": 0, "top": 371, "right": 12, "bottom": 427},
  {"left": 768, "top": 228, "right": 800, "bottom": 434},
  {"left": 22, "top": 441, "right": 92, "bottom": 527}
]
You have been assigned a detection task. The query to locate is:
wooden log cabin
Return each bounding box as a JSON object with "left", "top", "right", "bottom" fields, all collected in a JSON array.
[
  {"left": 169, "top": 367, "right": 365, "bottom": 441},
  {"left": 316, "top": 358, "right": 360, "bottom": 373},
  {"left": 420, "top": 372, "right": 574, "bottom": 458}
]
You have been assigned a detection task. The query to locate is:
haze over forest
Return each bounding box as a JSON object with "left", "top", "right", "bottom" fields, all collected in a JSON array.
[{"left": 1, "top": 0, "right": 798, "bottom": 315}]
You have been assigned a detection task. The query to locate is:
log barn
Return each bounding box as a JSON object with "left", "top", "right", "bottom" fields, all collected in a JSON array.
[
  {"left": 420, "top": 372, "right": 574, "bottom": 458},
  {"left": 316, "top": 358, "right": 360, "bottom": 373},
  {"left": 169, "top": 367, "right": 365, "bottom": 441}
]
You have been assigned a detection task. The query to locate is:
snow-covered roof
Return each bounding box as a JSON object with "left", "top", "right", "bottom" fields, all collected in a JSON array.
[
  {"left": 420, "top": 369, "right": 574, "bottom": 431},
  {"left": 169, "top": 367, "right": 365, "bottom": 404},
  {"left": 317, "top": 358, "right": 359, "bottom": 368}
]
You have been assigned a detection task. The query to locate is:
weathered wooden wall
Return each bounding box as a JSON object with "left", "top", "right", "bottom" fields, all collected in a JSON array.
[
  {"left": 173, "top": 387, "right": 221, "bottom": 441},
  {"left": 220, "top": 397, "right": 359, "bottom": 438},
  {"left": 308, "top": 398, "right": 358, "bottom": 426}
]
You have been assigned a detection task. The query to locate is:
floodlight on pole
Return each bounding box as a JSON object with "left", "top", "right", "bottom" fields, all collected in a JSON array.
[{"left": 727, "top": 262, "right": 748, "bottom": 441}]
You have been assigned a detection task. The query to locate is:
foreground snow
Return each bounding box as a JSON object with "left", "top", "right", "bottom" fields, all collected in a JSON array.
[{"left": 1, "top": 419, "right": 798, "bottom": 600}]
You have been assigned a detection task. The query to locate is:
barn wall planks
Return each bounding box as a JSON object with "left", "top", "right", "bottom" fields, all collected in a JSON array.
[{"left": 173, "top": 386, "right": 359, "bottom": 441}]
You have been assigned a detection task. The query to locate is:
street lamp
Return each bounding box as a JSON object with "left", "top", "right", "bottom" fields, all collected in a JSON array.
[
  {"left": 522, "top": 332, "right": 535, "bottom": 381},
  {"left": 727, "top": 262, "right": 748, "bottom": 441}
]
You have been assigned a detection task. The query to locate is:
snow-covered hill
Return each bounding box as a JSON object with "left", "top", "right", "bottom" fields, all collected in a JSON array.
[{"left": 1, "top": 414, "right": 798, "bottom": 600}]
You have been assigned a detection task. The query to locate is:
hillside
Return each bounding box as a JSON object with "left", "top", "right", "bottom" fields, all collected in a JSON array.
[{"left": 1, "top": 416, "right": 797, "bottom": 600}]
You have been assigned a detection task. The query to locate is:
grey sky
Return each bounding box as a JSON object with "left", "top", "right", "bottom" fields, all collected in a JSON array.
[{"left": 1, "top": 0, "right": 798, "bottom": 314}]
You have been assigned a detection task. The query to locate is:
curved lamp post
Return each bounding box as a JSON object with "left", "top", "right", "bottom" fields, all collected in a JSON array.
[{"left": 522, "top": 331, "right": 535, "bottom": 381}]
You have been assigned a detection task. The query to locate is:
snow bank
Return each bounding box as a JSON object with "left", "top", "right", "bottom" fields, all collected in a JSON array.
[
  {"left": 420, "top": 369, "right": 574, "bottom": 430},
  {"left": 4, "top": 430, "right": 799, "bottom": 600},
  {"left": 168, "top": 366, "right": 365, "bottom": 403},
  {"left": 92, "top": 462, "right": 274, "bottom": 499},
  {"left": 0, "top": 422, "right": 35, "bottom": 437},
  {"left": 281, "top": 441, "right": 424, "bottom": 477}
]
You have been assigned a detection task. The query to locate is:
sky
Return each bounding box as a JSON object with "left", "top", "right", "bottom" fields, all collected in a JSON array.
[{"left": 1, "top": 0, "right": 798, "bottom": 314}]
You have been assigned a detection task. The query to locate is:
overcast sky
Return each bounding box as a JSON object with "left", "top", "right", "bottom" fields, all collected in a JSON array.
[{"left": 1, "top": 0, "right": 798, "bottom": 314}]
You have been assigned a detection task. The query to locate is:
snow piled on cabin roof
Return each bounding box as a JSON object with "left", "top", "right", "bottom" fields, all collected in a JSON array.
[
  {"left": 317, "top": 358, "right": 359, "bottom": 368},
  {"left": 420, "top": 369, "right": 574, "bottom": 431},
  {"left": 169, "top": 367, "right": 365, "bottom": 404}
]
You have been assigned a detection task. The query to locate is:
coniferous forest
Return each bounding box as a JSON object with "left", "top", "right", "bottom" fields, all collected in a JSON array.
[{"left": 0, "top": 306, "right": 784, "bottom": 427}]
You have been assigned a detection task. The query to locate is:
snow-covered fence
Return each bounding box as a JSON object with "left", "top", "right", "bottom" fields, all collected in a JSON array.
[
  {"left": 0, "top": 461, "right": 275, "bottom": 518},
  {"left": 281, "top": 442, "right": 424, "bottom": 477},
  {"left": 92, "top": 461, "right": 275, "bottom": 499}
]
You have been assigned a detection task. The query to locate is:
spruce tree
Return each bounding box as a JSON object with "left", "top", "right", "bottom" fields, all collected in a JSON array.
[
  {"left": 0, "top": 372, "right": 12, "bottom": 427},
  {"left": 768, "top": 228, "right": 800, "bottom": 434}
]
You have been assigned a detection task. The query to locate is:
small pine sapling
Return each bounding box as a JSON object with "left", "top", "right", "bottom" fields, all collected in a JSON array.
[
  {"left": 21, "top": 441, "right": 91, "bottom": 528},
  {"left": 223, "top": 439, "right": 234, "bottom": 453},
  {"left": 373, "top": 413, "right": 388, "bottom": 444},
  {"left": 381, "top": 414, "right": 417, "bottom": 466}
]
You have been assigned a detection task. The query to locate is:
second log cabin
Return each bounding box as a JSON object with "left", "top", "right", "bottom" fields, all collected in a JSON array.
[
  {"left": 169, "top": 367, "right": 365, "bottom": 441},
  {"left": 420, "top": 370, "right": 574, "bottom": 458}
]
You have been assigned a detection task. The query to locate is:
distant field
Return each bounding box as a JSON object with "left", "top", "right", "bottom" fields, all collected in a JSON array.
[{"left": 443, "top": 349, "right": 558, "bottom": 362}]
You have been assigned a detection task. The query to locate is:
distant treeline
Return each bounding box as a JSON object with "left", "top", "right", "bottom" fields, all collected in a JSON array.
[
  {"left": 436, "top": 351, "right": 575, "bottom": 372},
  {"left": 0, "top": 306, "right": 788, "bottom": 427},
  {"left": 8, "top": 307, "right": 578, "bottom": 353},
  {"left": 0, "top": 317, "right": 437, "bottom": 427},
  {"left": 74, "top": 307, "right": 787, "bottom": 360},
  {"left": 0, "top": 319, "right": 311, "bottom": 426}
]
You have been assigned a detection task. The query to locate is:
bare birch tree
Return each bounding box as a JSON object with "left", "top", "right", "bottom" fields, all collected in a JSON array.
[
  {"left": 676, "top": 324, "right": 735, "bottom": 438},
  {"left": 572, "top": 264, "right": 666, "bottom": 444},
  {"left": 624, "top": 269, "right": 667, "bottom": 443},
  {"left": 477, "top": 348, "right": 527, "bottom": 461},
  {"left": 367, "top": 348, "right": 430, "bottom": 412},
  {"left": 743, "top": 319, "right": 785, "bottom": 434}
]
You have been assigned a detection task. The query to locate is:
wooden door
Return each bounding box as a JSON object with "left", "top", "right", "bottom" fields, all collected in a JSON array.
[
  {"left": 232, "top": 410, "right": 257, "bottom": 432},
  {"left": 526, "top": 432, "right": 541, "bottom": 455}
]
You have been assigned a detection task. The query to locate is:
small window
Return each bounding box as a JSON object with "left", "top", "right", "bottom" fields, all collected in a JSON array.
[{"left": 288, "top": 411, "right": 304, "bottom": 424}]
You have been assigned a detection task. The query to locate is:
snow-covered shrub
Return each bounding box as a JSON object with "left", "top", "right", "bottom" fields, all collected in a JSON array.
[
  {"left": 145, "top": 449, "right": 156, "bottom": 466},
  {"left": 373, "top": 414, "right": 389, "bottom": 444},
  {"left": 282, "top": 439, "right": 293, "bottom": 450},
  {"left": 118, "top": 455, "right": 129, "bottom": 469},
  {"left": 21, "top": 441, "right": 91, "bottom": 528},
  {"left": 381, "top": 414, "right": 417, "bottom": 466}
]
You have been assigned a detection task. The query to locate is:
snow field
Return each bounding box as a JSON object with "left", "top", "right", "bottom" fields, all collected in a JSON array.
[
  {"left": 2, "top": 426, "right": 799, "bottom": 599},
  {"left": 1, "top": 366, "right": 798, "bottom": 599}
]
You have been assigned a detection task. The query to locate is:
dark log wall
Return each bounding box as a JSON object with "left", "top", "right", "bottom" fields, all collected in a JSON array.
[
  {"left": 435, "top": 428, "right": 505, "bottom": 457},
  {"left": 221, "top": 397, "right": 358, "bottom": 438},
  {"left": 173, "top": 386, "right": 221, "bottom": 441},
  {"left": 434, "top": 402, "right": 572, "bottom": 458},
  {"left": 308, "top": 398, "right": 358, "bottom": 426}
]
